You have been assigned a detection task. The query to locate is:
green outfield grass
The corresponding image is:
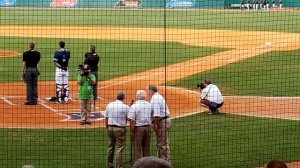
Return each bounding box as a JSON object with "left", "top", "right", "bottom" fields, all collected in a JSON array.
[
  {"left": 0, "top": 6, "right": 299, "bottom": 168},
  {"left": 0, "top": 8, "right": 300, "bottom": 32},
  {"left": 0, "top": 113, "right": 299, "bottom": 168},
  {"left": 168, "top": 49, "right": 300, "bottom": 96},
  {"left": 0, "top": 37, "right": 226, "bottom": 82}
]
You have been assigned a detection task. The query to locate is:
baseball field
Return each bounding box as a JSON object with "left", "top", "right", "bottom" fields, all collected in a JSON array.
[{"left": 0, "top": 7, "right": 300, "bottom": 168}]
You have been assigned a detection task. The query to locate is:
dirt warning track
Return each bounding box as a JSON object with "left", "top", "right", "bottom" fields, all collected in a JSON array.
[{"left": 0, "top": 25, "right": 300, "bottom": 129}]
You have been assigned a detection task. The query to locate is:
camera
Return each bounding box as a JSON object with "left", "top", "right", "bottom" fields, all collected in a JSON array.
[
  {"left": 197, "top": 83, "right": 205, "bottom": 89},
  {"left": 77, "top": 64, "right": 90, "bottom": 76}
]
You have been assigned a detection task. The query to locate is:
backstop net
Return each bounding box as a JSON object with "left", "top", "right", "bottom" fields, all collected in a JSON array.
[{"left": 0, "top": 0, "right": 299, "bottom": 167}]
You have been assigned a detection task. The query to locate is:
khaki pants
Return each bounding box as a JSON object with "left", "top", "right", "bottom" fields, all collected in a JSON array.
[
  {"left": 133, "top": 126, "right": 151, "bottom": 162},
  {"left": 80, "top": 99, "right": 92, "bottom": 122},
  {"left": 107, "top": 126, "right": 126, "bottom": 168},
  {"left": 155, "top": 118, "right": 171, "bottom": 163}
]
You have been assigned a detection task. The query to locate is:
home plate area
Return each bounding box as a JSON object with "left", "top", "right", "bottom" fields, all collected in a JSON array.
[
  {"left": 0, "top": 95, "right": 106, "bottom": 122},
  {"left": 62, "top": 112, "right": 105, "bottom": 122}
]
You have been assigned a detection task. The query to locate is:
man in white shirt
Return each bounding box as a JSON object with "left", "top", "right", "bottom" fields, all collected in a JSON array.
[
  {"left": 148, "top": 85, "right": 171, "bottom": 163},
  {"left": 199, "top": 79, "right": 224, "bottom": 115},
  {"left": 105, "top": 91, "right": 129, "bottom": 168},
  {"left": 128, "top": 90, "right": 152, "bottom": 163}
]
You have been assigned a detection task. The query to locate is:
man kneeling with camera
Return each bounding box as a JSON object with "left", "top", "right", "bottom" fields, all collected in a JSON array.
[
  {"left": 197, "top": 79, "right": 224, "bottom": 115},
  {"left": 77, "top": 64, "right": 96, "bottom": 125}
]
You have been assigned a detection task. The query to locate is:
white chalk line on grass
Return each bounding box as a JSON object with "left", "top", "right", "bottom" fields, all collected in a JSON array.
[
  {"left": 99, "top": 36, "right": 296, "bottom": 90},
  {"left": 167, "top": 86, "right": 300, "bottom": 121},
  {"left": 171, "top": 110, "right": 206, "bottom": 120},
  {"left": 224, "top": 112, "right": 300, "bottom": 121},
  {"left": 170, "top": 110, "right": 300, "bottom": 121},
  {"left": 227, "top": 36, "right": 297, "bottom": 62},
  {"left": 167, "top": 86, "right": 300, "bottom": 99}
]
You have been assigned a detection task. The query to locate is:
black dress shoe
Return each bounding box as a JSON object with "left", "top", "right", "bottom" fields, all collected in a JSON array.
[
  {"left": 24, "top": 102, "right": 37, "bottom": 105},
  {"left": 80, "top": 120, "right": 86, "bottom": 125}
]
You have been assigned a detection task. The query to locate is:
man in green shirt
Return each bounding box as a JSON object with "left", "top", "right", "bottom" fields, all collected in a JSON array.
[{"left": 77, "top": 64, "right": 96, "bottom": 125}]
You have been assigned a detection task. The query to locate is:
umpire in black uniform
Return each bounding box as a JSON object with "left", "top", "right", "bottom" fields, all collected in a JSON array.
[
  {"left": 22, "top": 42, "right": 41, "bottom": 105},
  {"left": 84, "top": 45, "right": 100, "bottom": 101}
]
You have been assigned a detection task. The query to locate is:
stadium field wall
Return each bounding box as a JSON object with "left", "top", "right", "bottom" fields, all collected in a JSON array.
[
  {"left": 4, "top": 0, "right": 225, "bottom": 8},
  {"left": 3, "top": 0, "right": 299, "bottom": 8}
]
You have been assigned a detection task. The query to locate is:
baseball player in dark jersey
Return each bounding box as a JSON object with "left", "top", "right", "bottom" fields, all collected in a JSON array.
[
  {"left": 263, "top": 0, "right": 267, "bottom": 10},
  {"left": 241, "top": 0, "right": 245, "bottom": 10},
  {"left": 84, "top": 45, "right": 100, "bottom": 101},
  {"left": 22, "top": 42, "right": 41, "bottom": 105},
  {"left": 279, "top": 0, "right": 282, "bottom": 9},
  {"left": 253, "top": 0, "right": 258, "bottom": 10},
  {"left": 272, "top": 0, "right": 276, "bottom": 8},
  {"left": 53, "top": 41, "right": 71, "bottom": 103}
]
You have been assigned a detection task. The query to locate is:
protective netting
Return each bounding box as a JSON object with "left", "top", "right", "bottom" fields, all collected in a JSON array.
[{"left": 0, "top": 0, "right": 300, "bottom": 168}]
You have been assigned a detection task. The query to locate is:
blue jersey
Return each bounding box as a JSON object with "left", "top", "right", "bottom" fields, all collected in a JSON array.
[{"left": 53, "top": 49, "right": 71, "bottom": 68}]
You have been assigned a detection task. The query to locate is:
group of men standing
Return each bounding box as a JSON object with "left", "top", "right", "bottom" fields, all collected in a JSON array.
[
  {"left": 241, "top": 0, "right": 283, "bottom": 10},
  {"left": 22, "top": 41, "right": 100, "bottom": 125},
  {"left": 22, "top": 41, "right": 172, "bottom": 167},
  {"left": 22, "top": 41, "right": 224, "bottom": 168},
  {"left": 105, "top": 85, "right": 171, "bottom": 168}
]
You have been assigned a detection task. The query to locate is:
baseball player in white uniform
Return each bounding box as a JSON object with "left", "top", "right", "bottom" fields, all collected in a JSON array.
[{"left": 53, "top": 41, "right": 71, "bottom": 103}]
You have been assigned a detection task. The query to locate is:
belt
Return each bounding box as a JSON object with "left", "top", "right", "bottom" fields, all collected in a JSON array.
[
  {"left": 109, "top": 125, "right": 126, "bottom": 128},
  {"left": 135, "top": 125, "right": 150, "bottom": 127},
  {"left": 159, "top": 116, "right": 169, "bottom": 121}
]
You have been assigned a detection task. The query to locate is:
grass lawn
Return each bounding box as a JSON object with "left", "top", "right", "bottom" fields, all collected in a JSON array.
[
  {"left": 0, "top": 9, "right": 300, "bottom": 32},
  {"left": 0, "top": 37, "right": 226, "bottom": 82},
  {"left": 0, "top": 113, "right": 299, "bottom": 168},
  {"left": 0, "top": 7, "right": 299, "bottom": 168},
  {"left": 168, "top": 49, "right": 300, "bottom": 96}
]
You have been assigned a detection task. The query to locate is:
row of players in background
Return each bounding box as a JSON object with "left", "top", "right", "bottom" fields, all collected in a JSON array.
[{"left": 241, "top": 0, "right": 283, "bottom": 10}]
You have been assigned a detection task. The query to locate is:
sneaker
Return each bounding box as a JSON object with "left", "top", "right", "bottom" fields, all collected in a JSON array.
[
  {"left": 85, "top": 121, "right": 92, "bottom": 125},
  {"left": 215, "top": 109, "right": 220, "bottom": 114},
  {"left": 63, "top": 97, "right": 69, "bottom": 103},
  {"left": 208, "top": 111, "right": 215, "bottom": 115},
  {"left": 54, "top": 98, "right": 62, "bottom": 104}
]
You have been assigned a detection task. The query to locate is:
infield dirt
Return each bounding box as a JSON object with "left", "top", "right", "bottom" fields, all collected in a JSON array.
[{"left": 0, "top": 26, "right": 300, "bottom": 129}]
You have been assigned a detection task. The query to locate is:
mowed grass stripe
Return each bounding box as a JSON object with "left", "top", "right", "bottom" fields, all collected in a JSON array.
[{"left": 0, "top": 37, "right": 227, "bottom": 82}]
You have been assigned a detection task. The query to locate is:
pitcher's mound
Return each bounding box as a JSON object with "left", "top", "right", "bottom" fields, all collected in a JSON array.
[{"left": 0, "top": 50, "right": 21, "bottom": 57}]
